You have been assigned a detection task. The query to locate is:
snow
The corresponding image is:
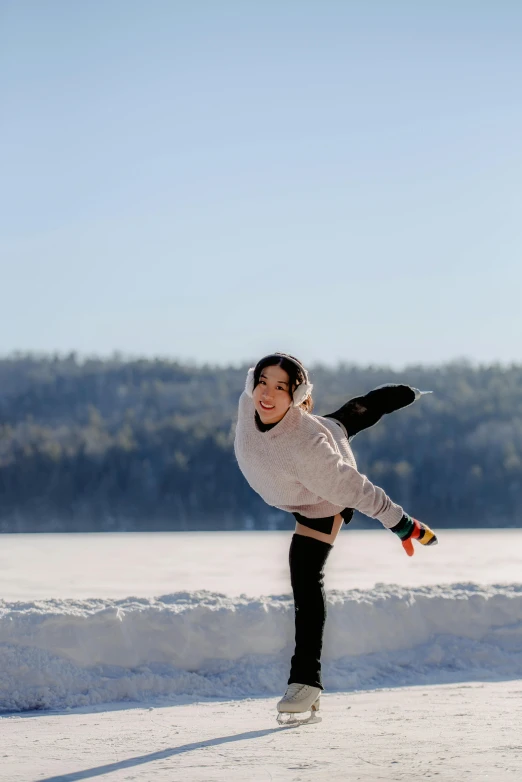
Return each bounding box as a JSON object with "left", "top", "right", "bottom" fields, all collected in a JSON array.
[
  {"left": 4, "top": 582, "right": 522, "bottom": 714},
  {"left": 2, "top": 529, "right": 522, "bottom": 780}
]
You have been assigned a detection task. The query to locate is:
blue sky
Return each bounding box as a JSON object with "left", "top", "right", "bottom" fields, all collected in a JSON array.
[{"left": 1, "top": 1, "right": 521, "bottom": 368}]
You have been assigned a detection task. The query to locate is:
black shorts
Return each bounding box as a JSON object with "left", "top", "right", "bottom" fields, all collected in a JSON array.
[{"left": 292, "top": 507, "right": 354, "bottom": 535}]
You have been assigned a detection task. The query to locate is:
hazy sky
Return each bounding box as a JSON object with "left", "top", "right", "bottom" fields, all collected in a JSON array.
[{"left": 2, "top": 1, "right": 521, "bottom": 368}]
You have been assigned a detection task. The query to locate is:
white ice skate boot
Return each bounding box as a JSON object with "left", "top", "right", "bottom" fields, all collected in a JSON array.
[{"left": 276, "top": 683, "right": 322, "bottom": 725}]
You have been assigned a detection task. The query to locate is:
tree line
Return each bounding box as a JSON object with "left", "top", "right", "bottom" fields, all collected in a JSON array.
[{"left": 0, "top": 353, "right": 521, "bottom": 531}]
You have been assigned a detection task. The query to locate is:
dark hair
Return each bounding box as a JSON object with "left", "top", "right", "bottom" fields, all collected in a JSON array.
[{"left": 253, "top": 353, "right": 313, "bottom": 412}]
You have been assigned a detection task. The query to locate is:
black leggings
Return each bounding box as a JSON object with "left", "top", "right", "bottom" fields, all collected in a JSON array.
[{"left": 288, "top": 533, "right": 333, "bottom": 690}]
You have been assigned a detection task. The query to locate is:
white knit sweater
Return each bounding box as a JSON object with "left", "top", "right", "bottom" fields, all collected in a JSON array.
[{"left": 234, "top": 393, "right": 404, "bottom": 528}]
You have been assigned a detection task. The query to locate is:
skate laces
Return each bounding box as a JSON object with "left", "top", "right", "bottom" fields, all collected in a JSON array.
[{"left": 284, "top": 683, "right": 310, "bottom": 701}]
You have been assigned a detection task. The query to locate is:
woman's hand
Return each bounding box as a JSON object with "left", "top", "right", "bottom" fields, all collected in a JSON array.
[{"left": 391, "top": 514, "right": 438, "bottom": 557}]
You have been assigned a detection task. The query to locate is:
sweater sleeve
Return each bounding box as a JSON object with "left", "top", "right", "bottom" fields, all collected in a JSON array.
[
  {"left": 293, "top": 431, "right": 404, "bottom": 528},
  {"left": 237, "top": 391, "right": 253, "bottom": 420}
]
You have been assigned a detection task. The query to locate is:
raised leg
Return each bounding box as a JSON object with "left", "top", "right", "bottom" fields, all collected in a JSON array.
[{"left": 325, "top": 384, "right": 419, "bottom": 439}]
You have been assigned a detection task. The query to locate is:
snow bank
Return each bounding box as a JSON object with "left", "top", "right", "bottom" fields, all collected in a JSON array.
[{"left": 2, "top": 583, "right": 522, "bottom": 712}]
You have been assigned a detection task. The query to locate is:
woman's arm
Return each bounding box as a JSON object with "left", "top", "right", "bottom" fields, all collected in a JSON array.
[{"left": 293, "top": 431, "right": 404, "bottom": 528}]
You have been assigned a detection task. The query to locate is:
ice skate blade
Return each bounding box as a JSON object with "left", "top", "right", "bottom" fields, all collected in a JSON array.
[{"left": 276, "top": 710, "right": 322, "bottom": 727}]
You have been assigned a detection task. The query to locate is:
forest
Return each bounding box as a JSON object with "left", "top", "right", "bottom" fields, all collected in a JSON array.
[{"left": 0, "top": 353, "right": 521, "bottom": 532}]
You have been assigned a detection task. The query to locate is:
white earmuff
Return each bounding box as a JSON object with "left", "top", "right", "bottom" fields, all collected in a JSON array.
[
  {"left": 245, "top": 367, "right": 255, "bottom": 397},
  {"left": 292, "top": 381, "right": 313, "bottom": 407}
]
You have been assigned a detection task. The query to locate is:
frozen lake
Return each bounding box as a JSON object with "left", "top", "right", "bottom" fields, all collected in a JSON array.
[{"left": 2, "top": 528, "right": 521, "bottom": 600}]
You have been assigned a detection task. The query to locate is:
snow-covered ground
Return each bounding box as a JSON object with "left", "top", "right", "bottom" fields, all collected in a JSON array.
[
  {"left": 2, "top": 529, "right": 522, "bottom": 780},
  {"left": 4, "top": 582, "right": 522, "bottom": 713}
]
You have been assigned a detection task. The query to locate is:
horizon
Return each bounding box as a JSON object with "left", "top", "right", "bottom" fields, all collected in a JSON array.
[{"left": 1, "top": 348, "right": 519, "bottom": 372}]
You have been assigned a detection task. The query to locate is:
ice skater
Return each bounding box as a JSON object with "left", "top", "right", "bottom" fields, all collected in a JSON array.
[{"left": 234, "top": 352, "right": 437, "bottom": 725}]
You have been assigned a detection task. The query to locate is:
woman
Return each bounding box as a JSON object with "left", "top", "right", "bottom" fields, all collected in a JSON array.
[{"left": 234, "top": 352, "right": 437, "bottom": 724}]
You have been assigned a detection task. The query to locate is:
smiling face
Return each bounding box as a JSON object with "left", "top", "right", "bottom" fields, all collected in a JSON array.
[{"left": 252, "top": 364, "right": 293, "bottom": 424}]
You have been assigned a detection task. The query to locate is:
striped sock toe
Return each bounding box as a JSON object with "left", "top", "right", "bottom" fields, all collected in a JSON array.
[{"left": 418, "top": 526, "right": 437, "bottom": 545}]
